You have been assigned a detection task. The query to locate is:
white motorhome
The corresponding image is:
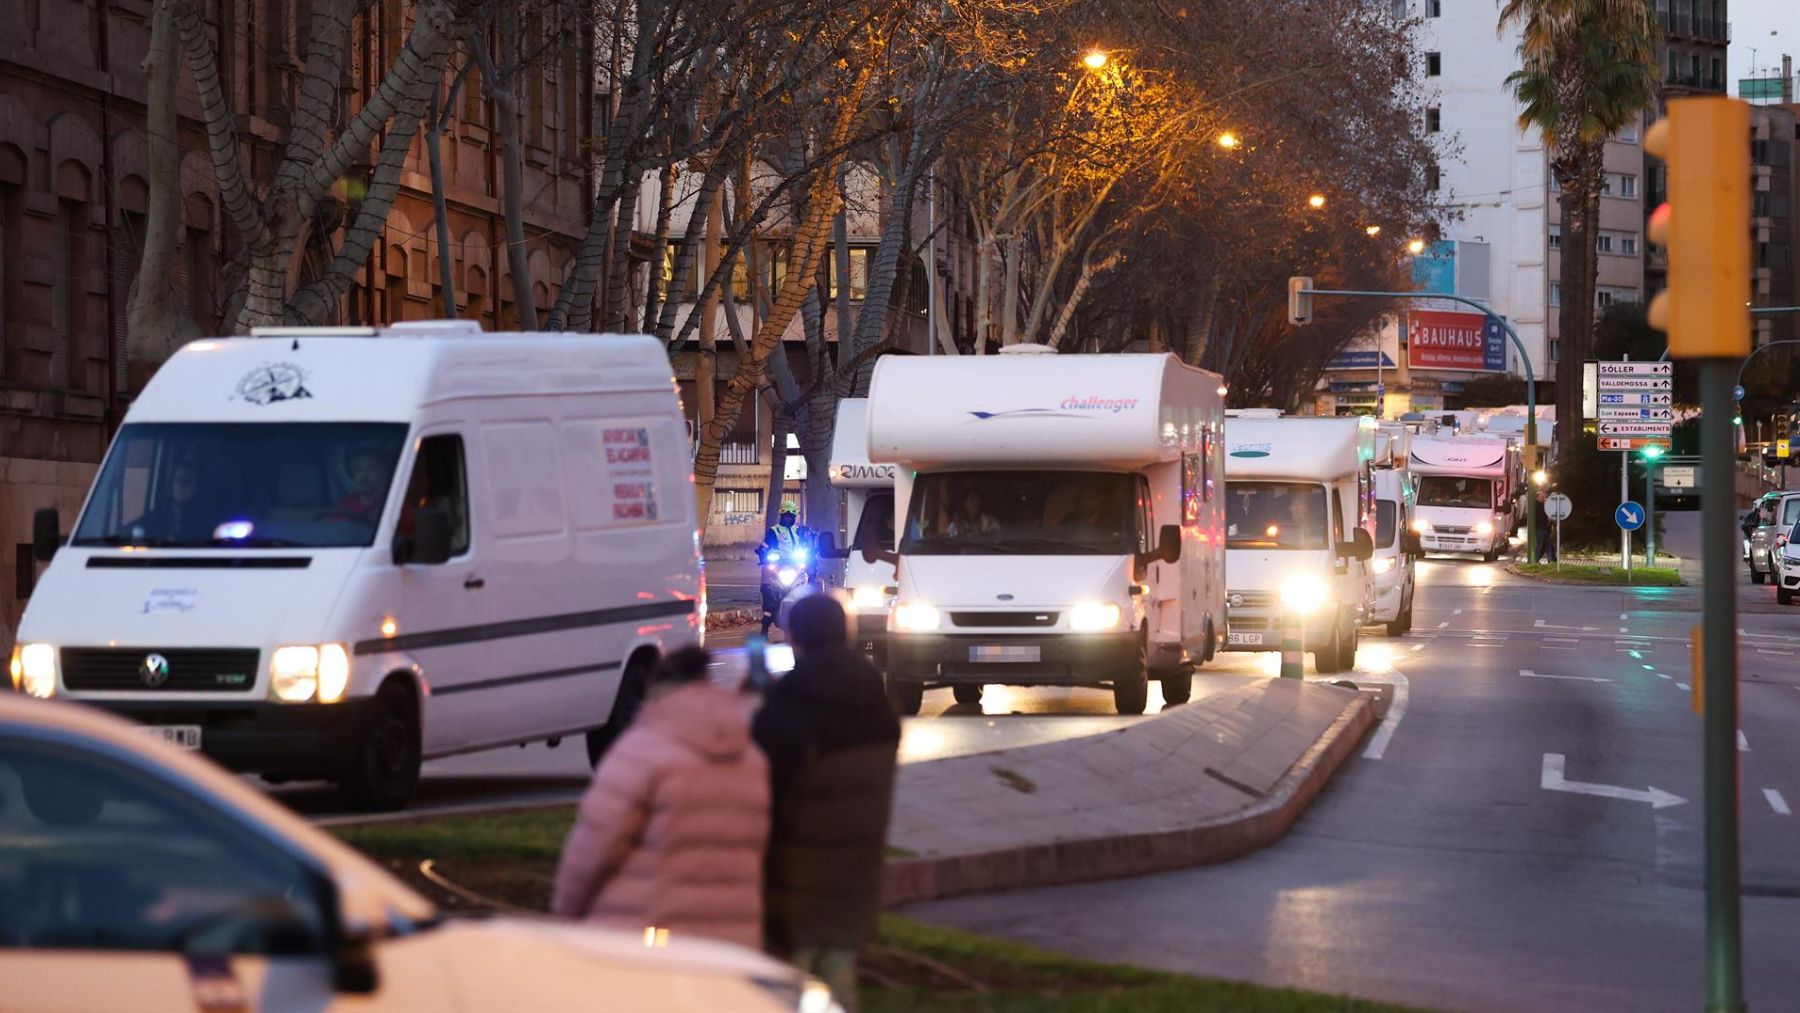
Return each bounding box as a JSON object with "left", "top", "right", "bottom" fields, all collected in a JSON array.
[
  {"left": 829, "top": 398, "right": 898, "bottom": 666},
  {"left": 1409, "top": 435, "right": 1515, "bottom": 560},
  {"left": 1221, "top": 416, "right": 1376, "bottom": 673},
  {"left": 866, "top": 348, "right": 1227, "bottom": 716},
  {"left": 1369, "top": 466, "right": 1418, "bottom": 635},
  {"left": 9, "top": 322, "right": 701, "bottom": 809}
]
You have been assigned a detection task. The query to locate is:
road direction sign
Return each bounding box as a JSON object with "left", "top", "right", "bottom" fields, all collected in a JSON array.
[
  {"left": 1663, "top": 465, "right": 1698, "bottom": 489},
  {"left": 1594, "top": 376, "right": 1674, "bottom": 391},
  {"left": 1599, "top": 392, "right": 1674, "bottom": 406},
  {"left": 1545, "top": 492, "right": 1572, "bottom": 521},
  {"left": 1735, "top": 385, "right": 1745, "bottom": 401},
  {"left": 1600, "top": 422, "right": 1675, "bottom": 437},
  {"left": 1616, "top": 501, "right": 1646, "bottom": 531},
  {"left": 1599, "top": 437, "right": 1673, "bottom": 451},
  {"left": 1598, "top": 406, "right": 1676, "bottom": 421},
  {"left": 1597, "top": 361, "right": 1673, "bottom": 377}
]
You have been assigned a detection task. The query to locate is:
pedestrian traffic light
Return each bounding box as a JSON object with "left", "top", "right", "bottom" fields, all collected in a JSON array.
[
  {"left": 1642, "top": 444, "right": 1665, "bottom": 461},
  {"left": 1643, "top": 97, "right": 1751, "bottom": 358},
  {"left": 1287, "top": 277, "right": 1313, "bottom": 325}
]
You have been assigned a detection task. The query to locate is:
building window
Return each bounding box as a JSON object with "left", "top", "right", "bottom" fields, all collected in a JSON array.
[
  {"left": 1622, "top": 233, "right": 1639, "bottom": 255},
  {"left": 1550, "top": 175, "right": 1561, "bottom": 194},
  {"left": 1597, "top": 289, "right": 1614, "bottom": 307},
  {"left": 1548, "top": 224, "right": 1561, "bottom": 250},
  {"left": 1549, "top": 339, "right": 1559, "bottom": 362},
  {"left": 716, "top": 489, "right": 763, "bottom": 517},
  {"left": 1426, "top": 52, "right": 1441, "bottom": 77},
  {"left": 1620, "top": 174, "right": 1638, "bottom": 198},
  {"left": 1426, "top": 107, "right": 1441, "bottom": 133},
  {"left": 52, "top": 201, "right": 85, "bottom": 391},
  {"left": 1601, "top": 175, "right": 1614, "bottom": 196},
  {"left": 1549, "top": 282, "right": 1561, "bottom": 306},
  {"left": 826, "top": 247, "right": 870, "bottom": 301},
  {"left": 1425, "top": 0, "right": 1440, "bottom": 15},
  {"left": 1618, "top": 122, "right": 1639, "bottom": 143},
  {"left": 1596, "top": 233, "right": 1614, "bottom": 254},
  {"left": 1426, "top": 164, "right": 1440, "bottom": 191}
]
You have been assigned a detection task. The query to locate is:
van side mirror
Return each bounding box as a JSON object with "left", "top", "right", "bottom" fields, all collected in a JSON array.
[
  {"left": 1405, "top": 530, "right": 1424, "bottom": 556},
  {"left": 32, "top": 508, "right": 62, "bottom": 563},
  {"left": 1137, "top": 524, "right": 1180, "bottom": 568},
  {"left": 1341, "top": 528, "right": 1374, "bottom": 562},
  {"left": 861, "top": 542, "right": 899, "bottom": 567},
  {"left": 395, "top": 507, "right": 453, "bottom": 566}
]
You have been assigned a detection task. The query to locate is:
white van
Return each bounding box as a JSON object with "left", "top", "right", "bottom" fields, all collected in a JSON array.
[
  {"left": 1221, "top": 416, "right": 1376, "bottom": 673},
  {"left": 9, "top": 322, "right": 701, "bottom": 809},
  {"left": 866, "top": 348, "right": 1227, "bottom": 715},
  {"left": 1409, "top": 435, "right": 1515, "bottom": 560},
  {"left": 1369, "top": 467, "right": 1418, "bottom": 635},
  {"left": 829, "top": 398, "right": 897, "bottom": 666}
]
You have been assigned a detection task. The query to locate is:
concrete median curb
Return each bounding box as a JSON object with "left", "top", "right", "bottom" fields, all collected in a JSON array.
[{"left": 882, "top": 682, "right": 1376, "bottom": 907}]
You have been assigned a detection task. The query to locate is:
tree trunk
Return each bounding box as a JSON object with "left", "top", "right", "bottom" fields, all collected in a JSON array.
[
  {"left": 1000, "top": 234, "right": 1022, "bottom": 346},
  {"left": 1554, "top": 160, "right": 1585, "bottom": 453},
  {"left": 426, "top": 79, "right": 461, "bottom": 318},
  {"left": 128, "top": 0, "right": 193, "bottom": 377},
  {"left": 1046, "top": 249, "right": 1121, "bottom": 349},
  {"left": 484, "top": 12, "right": 536, "bottom": 329},
  {"left": 763, "top": 392, "right": 791, "bottom": 532},
  {"left": 642, "top": 162, "right": 677, "bottom": 332}
]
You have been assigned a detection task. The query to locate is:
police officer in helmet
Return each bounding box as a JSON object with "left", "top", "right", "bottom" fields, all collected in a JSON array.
[{"left": 760, "top": 501, "right": 812, "bottom": 635}]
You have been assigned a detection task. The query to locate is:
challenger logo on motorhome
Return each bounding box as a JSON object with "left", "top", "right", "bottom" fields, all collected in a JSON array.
[
  {"left": 1229, "top": 443, "right": 1273, "bottom": 458},
  {"left": 234, "top": 363, "right": 314, "bottom": 405},
  {"left": 969, "top": 395, "right": 1137, "bottom": 421}
]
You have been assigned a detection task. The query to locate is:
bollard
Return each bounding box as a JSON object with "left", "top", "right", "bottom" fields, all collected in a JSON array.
[{"left": 1280, "top": 609, "right": 1304, "bottom": 679}]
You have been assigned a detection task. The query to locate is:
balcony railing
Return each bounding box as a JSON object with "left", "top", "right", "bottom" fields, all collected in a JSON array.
[
  {"left": 720, "top": 442, "right": 760, "bottom": 466},
  {"left": 1657, "top": 11, "right": 1730, "bottom": 42}
]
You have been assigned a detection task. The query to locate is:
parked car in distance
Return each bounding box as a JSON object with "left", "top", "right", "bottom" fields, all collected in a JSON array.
[
  {"left": 0, "top": 694, "right": 830, "bottom": 1013},
  {"left": 1777, "top": 521, "right": 1800, "bottom": 605},
  {"left": 1748, "top": 491, "right": 1800, "bottom": 585}
]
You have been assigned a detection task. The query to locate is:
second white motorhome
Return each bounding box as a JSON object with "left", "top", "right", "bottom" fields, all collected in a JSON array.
[
  {"left": 1409, "top": 435, "right": 1515, "bottom": 560},
  {"left": 829, "top": 398, "right": 898, "bottom": 667},
  {"left": 1221, "top": 416, "right": 1376, "bottom": 673},
  {"left": 866, "top": 348, "right": 1227, "bottom": 715}
]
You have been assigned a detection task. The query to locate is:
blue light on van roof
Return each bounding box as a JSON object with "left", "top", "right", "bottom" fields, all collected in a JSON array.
[{"left": 214, "top": 520, "right": 255, "bottom": 541}]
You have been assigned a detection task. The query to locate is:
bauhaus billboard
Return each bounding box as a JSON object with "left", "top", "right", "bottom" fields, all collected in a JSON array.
[{"left": 1406, "top": 309, "right": 1506, "bottom": 372}]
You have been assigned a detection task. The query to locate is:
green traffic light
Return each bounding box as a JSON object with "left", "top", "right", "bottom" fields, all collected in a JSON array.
[
  {"left": 1733, "top": 415, "right": 1743, "bottom": 426},
  {"left": 1642, "top": 445, "right": 1664, "bottom": 460}
]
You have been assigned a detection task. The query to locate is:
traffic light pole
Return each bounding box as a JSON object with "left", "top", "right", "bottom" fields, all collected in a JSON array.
[
  {"left": 1700, "top": 357, "right": 1745, "bottom": 1013},
  {"left": 1645, "top": 459, "right": 1657, "bottom": 567},
  {"left": 1300, "top": 289, "right": 1539, "bottom": 564}
]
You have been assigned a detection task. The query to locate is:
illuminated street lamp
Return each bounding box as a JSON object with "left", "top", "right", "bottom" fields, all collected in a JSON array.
[
  {"left": 1407, "top": 238, "right": 1427, "bottom": 255},
  {"left": 1082, "top": 49, "right": 1108, "bottom": 70},
  {"left": 1307, "top": 193, "right": 1327, "bottom": 209},
  {"left": 1533, "top": 469, "right": 1548, "bottom": 487},
  {"left": 1217, "top": 131, "right": 1241, "bottom": 150},
  {"left": 1365, "top": 225, "right": 1382, "bottom": 237}
]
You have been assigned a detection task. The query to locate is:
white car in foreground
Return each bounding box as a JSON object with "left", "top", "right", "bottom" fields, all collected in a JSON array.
[{"left": 0, "top": 694, "right": 831, "bottom": 1012}]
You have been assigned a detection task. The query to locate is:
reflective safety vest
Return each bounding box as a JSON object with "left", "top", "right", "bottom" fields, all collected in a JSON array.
[{"left": 768, "top": 524, "right": 802, "bottom": 551}]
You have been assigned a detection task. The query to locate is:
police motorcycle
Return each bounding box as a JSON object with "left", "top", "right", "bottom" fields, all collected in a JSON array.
[{"left": 759, "top": 538, "right": 824, "bottom": 636}]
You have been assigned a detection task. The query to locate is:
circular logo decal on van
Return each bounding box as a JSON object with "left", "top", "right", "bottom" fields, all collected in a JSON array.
[
  {"left": 234, "top": 363, "right": 314, "bottom": 405},
  {"left": 140, "top": 653, "right": 171, "bottom": 688}
]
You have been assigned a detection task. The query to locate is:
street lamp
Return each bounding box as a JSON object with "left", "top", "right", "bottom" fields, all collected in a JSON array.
[
  {"left": 1532, "top": 469, "right": 1548, "bottom": 487},
  {"left": 1407, "top": 238, "right": 1427, "bottom": 255},
  {"left": 1082, "top": 49, "right": 1108, "bottom": 70},
  {"left": 1217, "top": 131, "right": 1241, "bottom": 150},
  {"left": 1307, "top": 193, "right": 1326, "bottom": 209},
  {"left": 1365, "top": 225, "right": 1382, "bottom": 237}
]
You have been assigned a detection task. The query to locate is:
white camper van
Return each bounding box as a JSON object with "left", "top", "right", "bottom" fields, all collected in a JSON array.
[
  {"left": 1409, "top": 435, "right": 1515, "bottom": 560},
  {"left": 866, "top": 348, "right": 1227, "bottom": 716},
  {"left": 1221, "top": 416, "right": 1376, "bottom": 672},
  {"left": 9, "top": 322, "right": 701, "bottom": 809},
  {"left": 829, "top": 398, "right": 898, "bottom": 666},
  {"left": 1370, "top": 466, "right": 1418, "bottom": 635}
]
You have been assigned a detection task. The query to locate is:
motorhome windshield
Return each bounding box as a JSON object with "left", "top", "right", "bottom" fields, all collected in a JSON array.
[
  {"left": 1225, "top": 482, "right": 1328, "bottom": 550},
  {"left": 72, "top": 422, "right": 409, "bottom": 549},
  {"left": 1417, "top": 475, "right": 1493, "bottom": 510},
  {"left": 901, "top": 471, "right": 1139, "bottom": 556}
]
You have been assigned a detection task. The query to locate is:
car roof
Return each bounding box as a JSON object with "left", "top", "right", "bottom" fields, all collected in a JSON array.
[{"left": 0, "top": 695, "right": 436, "bottom": 927}]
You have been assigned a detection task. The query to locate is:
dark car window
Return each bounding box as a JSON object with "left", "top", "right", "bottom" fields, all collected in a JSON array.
[
  {"left": 1376, "top": 500, "right": 1399, "bottom": 548},
  {"left": 0, "top": 734, "right": 330, "bottom": 956}
]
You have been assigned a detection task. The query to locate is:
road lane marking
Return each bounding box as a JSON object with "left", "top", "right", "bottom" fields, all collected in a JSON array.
[
  {"left": 1677, "top": 683, "right": 1691, "bottom": 690},
  {"left": 1620, "top": 626, "right": 1629, "bottom": 634},
  {"left": 1739, "top": 730, "right": 1749, "bottom": 752},
  {"left": 1757, "top": 649, "right": 1796, "bottom": 656},
  {"left": 1546, "top": 637, "right": 1580, "bottom": 644},
  {"left": 1520, "top": 669, "right": 1612, "bottom": 683},
  {"left": 1658, "top": 673, "right": 1672, "bottom": 679},
  {"left": 1766, "top": 789, "right": 1791, "bottom": 816},
  {"left": 1361, "top": 671, "right": 1410, "bottom": 761},
  {"left": 1437, "top": 622, "right": 1450, "bottom": 629},
  {"left": 1453, "top": 608, "right": 1463, "bottom": 615},
  {"left": 1410, "top": 643, "right": 1426, "bottom": 652},
  {"left": 1536, "top": 619, "right": 1602, "bottom": 632},
  {"left": 1540, "top": 753, "right": 1686, "bottom": 809},
  {"left": 1621, "top": 612, "right": 1629, "bottom": 620}
]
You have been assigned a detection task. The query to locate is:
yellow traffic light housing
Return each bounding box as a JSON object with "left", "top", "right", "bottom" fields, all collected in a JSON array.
[
  {"left": 1288, "top": 276, "right": 1313, "bottom": 326},
  {"left": 1643, "top": 97, "right": 1751, "bottom": 358}
]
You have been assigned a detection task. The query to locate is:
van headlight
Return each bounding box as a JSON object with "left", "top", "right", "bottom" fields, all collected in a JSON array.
[
  {"left": 1370, "top": 556, "right": 1398, "bottom": 575},
  {"left": 11, "top": 643, "right": 56, "bottom": 698},
  {"left": 849, "top": 585, "right": 891, "bottom": 612},
  {"left": 1412, "top": 518, "right": 1432, "bottom": 534},
  {"left": 1068, "top": 602, "right": 1122, "bottom": 632},
  {"left": 1279, "top": 576, "right": 1332, "bottom": 616},
  {"left": 271, "top": 644, "right": 352, "bottom": 703},
  {"left": 893, "top": 602, "right": 941, "bottom": 632},
  {"left": 1476, "top": 521, "right": 1495, "bottom": 535}
]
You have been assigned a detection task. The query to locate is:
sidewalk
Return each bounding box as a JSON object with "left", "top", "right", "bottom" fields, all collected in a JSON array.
[{"left": 883, "top": 678, "right": 1375, "bottom": 906}]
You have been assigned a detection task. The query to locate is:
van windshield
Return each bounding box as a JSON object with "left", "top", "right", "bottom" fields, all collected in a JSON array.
[
  {"left": 854, "top": 491, "right": 896, "bottom": 553},
  {"left": 901, "top": 471, "right": 1139, "bottom": 556},
  {"left": 1225, "top": 482, "right": 1328, "bottom": 549},
  {"left": 1417, "top": 475, "right": 1493, "bottom": 510},
  {"left": 72, "top": 423, "right": 410, "bottom": 549}
]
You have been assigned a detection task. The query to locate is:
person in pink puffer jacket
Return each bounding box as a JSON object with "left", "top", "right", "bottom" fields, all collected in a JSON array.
[{"left": 551, "top": 646, "right": 770, "bottom": 949}]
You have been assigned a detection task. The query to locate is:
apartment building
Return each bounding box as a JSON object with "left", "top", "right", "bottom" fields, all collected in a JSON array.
[
  {"left": 1751, "top": 103, "right": 1798, "bottom": 348},
  {"left": 1547, "top": 125, "right": 1648, "bottom": 364}
]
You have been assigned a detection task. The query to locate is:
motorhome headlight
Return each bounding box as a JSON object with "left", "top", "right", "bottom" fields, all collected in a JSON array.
[
  {"left": 270, "top": 645, "right": 321, "bottom": 703},
  {"left": 1068, "top": 602, "right": 1122, "bottom": 632},
  {"left": 13, "top": 644, "right": 56, "bottom": 698},
  {"left": 893, "top": 602, "right": 941, "bottom": 632},
  {"left": 1475, "top": 521, "right": 1495, "bottom": 536},
  {"left": 1278, "top": 575, "right": 1332, "bottom": 616},
  {"left": 850, "top": 585, "right": 891, "bottom": 612},
  {"left": 777, "top": 567, "right": 801, "bottom": 587},
  {"left": 1411, "top": 518, "right": 1432, "bottom": 534},
  {"left": 317, "top": 644, "right": 352, "bottom": 703},
  {"left": 1370, "top": 556, "right": 1398, "bottom": 575}
]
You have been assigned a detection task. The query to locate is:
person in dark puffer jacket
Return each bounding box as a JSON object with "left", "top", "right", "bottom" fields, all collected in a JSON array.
[{"left": 751, "top": 593, "right": 900, "bottom": 1012}]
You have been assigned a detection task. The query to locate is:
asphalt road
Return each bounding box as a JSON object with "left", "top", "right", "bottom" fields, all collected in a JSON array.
[{"left": 906, "top": 531, "right": 1800, "bottom": 1011}]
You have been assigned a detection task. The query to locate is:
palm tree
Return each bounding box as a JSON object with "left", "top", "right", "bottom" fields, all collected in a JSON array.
[{"left": 1499, "top": 0, "right": 1661, "bottom": 452}]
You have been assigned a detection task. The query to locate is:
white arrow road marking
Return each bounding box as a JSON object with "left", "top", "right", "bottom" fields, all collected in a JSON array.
[
  {"left": 1520, "top": 669, "right": 1612, "bottom": 683},
  {"left": 1739, "top": 730, "right": 1749, "bottom": 752},
  {"left": 1541, "top": 753, "right": 1686, "bottom": 809},
  {"left": 1536, "top": 619, "right": 1602, "bottom": 632},
  {"left": 1361, "top": 671, "right": 1410, "bottom": 761},
  {"left": 1766, "top": 789, "right": 1791, "bottom": 816}
]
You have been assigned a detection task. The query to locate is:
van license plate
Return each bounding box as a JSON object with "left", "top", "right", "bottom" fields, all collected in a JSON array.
[
  {"left": 1227, "top": 631, "right": 1267, "bottom": 647},
  {"left": 142, "top": 725, "right": 202, "bottom": 751},
  {"left": 970, "top": 645, "right": 1039, "bottom": 663}
]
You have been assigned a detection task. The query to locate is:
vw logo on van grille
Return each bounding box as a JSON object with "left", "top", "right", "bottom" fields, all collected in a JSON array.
[
  {"left": 140, "top": 653, "right": 171, "bottom": 688},
  {"left": 1228, "top": 593, "right": 1245, "bottom": 608}
]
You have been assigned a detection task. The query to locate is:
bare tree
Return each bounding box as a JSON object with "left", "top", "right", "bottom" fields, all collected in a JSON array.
[{"left": 126, "top": 0, "right": 199, "bottom": 375}]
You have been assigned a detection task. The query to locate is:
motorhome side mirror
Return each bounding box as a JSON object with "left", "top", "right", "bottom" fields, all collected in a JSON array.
[
  {"left": 1406, "top": 530, "right": 1424, "bottom": 556},
  {"left": 396, "top": 507, "right": 453, "bottom": 566},
  {"left": 32, "top": 508, "right": 61, "bottom": 563},
  {"left": 1157, "top": 524, "right": 1181, "bottom": 564},
  {"left": 1346, "top": 528, "right": 1375, "bottom": 562},
  {"left": 861, "top": 542, "right": 898, "bottom": 567}
]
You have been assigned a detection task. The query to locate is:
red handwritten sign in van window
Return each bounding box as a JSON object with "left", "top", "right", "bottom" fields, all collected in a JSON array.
[{"left": 603, "top": 428, "right": 658, "bottom": 522}]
